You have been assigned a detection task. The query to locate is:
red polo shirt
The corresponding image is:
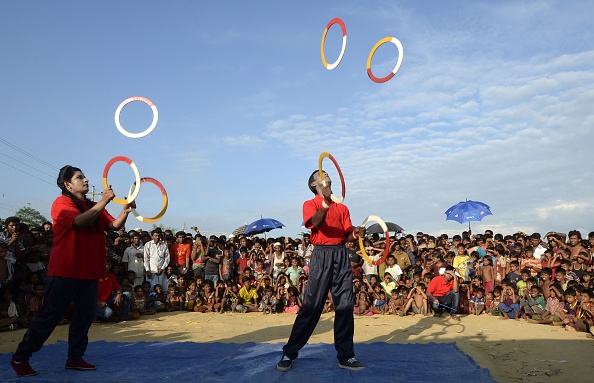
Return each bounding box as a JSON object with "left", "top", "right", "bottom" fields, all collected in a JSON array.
[
  {"left": 303, "top": 195, "right": 353, "bottom": 245},
  {"left": 47, "top": 195, "right": 114, "bottom": 280},
  {"left": 427, "top": 275, "right": 454, "bottom": 297},
  {"left": 98, "top": 273, "right": 121, "bottom": 302}
]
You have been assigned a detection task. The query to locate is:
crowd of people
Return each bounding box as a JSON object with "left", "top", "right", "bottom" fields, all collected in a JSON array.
[{"left": 1, "top": 216, "right": 593, "bottom": 338}]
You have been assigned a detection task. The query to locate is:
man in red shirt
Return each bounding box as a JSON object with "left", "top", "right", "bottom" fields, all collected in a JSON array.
[
  {"left": 170, "top": 231, "right": 191, "bottom": 276},
  {"left": 426, "top": 266, "right": 460, "bottom": 319},
  {"left": 278, "top": 170, "right": 365, "bottom": 372},
  {"left": 96, "top": 260, "right": 132, "bottom": 321}
]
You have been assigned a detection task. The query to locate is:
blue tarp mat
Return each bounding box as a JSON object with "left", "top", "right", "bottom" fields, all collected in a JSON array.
[{"left": 1, "top": 341, "right": 495, "bottom": 382}]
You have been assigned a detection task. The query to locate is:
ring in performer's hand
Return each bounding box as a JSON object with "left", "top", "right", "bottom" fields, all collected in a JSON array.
[
  {"left": 366, "top": 37, "right": 404, "bottom": 83},
  {"left": 359, "top": 215, "right": 391, "bottom": 265},
  {"left": 318, "top": 152, "right": 345, "bottom": 204},
  {"left": 102, "top": 156, "right": 141, "bottom": 205},
  {"left": 114, "top": 96, "right": 159, "bottom": 138},
  {"left": 127, "top": 177, "right": 168, "bottom": 223}
]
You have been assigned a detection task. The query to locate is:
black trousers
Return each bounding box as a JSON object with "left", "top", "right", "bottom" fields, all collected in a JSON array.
[
  {"left": 282, "top": 244, "right": 355, "bottom": 362},
  {"left": 13, "top": 277, "right": 98, "bottom": 362}
]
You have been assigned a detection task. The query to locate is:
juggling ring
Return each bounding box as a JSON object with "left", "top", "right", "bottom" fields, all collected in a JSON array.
[
  {"left": 358, "top": 215, "right": 391, "bottom": 266},
  {"left": 366, "top": 37, "right": 404, "bottom": 83},
  {"left": 102, "top": 156, "right": 141, "bottom": 205},
  {"left": 127, "top": 177, "right": 168, "bottom": 223},
  {"left": 320, "top": 17, "right": 347, "bottom": 70},
  {"left": 114, "top": 96, "right": 159, "bottom": 139},
  {"left": 318, "top": 152, "right": 345, "bottom": 204}
]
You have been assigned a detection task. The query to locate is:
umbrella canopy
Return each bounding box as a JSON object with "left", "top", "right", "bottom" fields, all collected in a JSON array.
[
  {"left": 366, "top": 222, "right": 404, "bottom": 234},
  {"left": 445, "top": 200, "right": 492, "bottom": 230},
  {"left": 232, "top": 225, "right": 248, "bottom": 237},
  {"left": 244, "top": 217, "right": 285, "bottom": 236}
]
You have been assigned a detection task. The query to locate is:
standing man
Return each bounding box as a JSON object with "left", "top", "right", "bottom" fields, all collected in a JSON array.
[
  {"left": 170, "top": 231, "right": 191, "bottom": 276},
  {"left": 144, "top": 230, "right": 170, "bottom": 291},
  {"left": 122, "top": 233, "right": 145, "bottom": 286},
  {"left": 277, "top": 170, "right": 365, "bottom": 372}
]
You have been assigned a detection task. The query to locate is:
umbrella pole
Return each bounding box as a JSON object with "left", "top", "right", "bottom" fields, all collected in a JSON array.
[{"left": 468, "top": 221, "right": 471, "bottom": 235}]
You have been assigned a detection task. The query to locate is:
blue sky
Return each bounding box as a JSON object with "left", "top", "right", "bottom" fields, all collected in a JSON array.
[{"left": 1, "top": 1, "right": 593, "bottom": 238}]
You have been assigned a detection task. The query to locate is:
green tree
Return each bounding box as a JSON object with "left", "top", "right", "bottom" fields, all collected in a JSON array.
[
  {"left": 149, "top": 223, "right": 177, "bottom": 233},
  {"left": 15, "top": 206, "right": 48, "bottom": 228}
]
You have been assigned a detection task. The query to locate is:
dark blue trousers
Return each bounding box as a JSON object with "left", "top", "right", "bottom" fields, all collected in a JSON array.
[
  {"left": 283, "top": 244, "right": 355, "bottom": 363},
  {"left": 13, "top": 277, "right": 98, "bottom": 362}
]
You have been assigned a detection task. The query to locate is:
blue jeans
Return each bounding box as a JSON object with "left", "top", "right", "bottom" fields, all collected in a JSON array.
[
  {"left": 96, "top": 292, "right": 132, "bottom": 320},
  {"left": 498, "top": 302, "right": 521, "bottom": 318},
  {"left": 14, "top": 277, "right": 98, "bottom": 362},
  {"left": 430, "top": 291, "right": 460, "bottom": 314}
]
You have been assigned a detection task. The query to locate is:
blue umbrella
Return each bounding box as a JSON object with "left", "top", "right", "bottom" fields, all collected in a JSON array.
[
  {"left": 445, "top": 199, "right": 492, "bottom": 231},
  {"left": 244, "top": 217, "right": 285, "bottom": 236}
]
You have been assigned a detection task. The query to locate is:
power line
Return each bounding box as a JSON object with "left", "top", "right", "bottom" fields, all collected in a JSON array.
[
  {"left": 0, "top": 151, "right": 55, "bottom": 179},
  {"left": 0, "top": 159, "right": 55, "bottom": 186},
  {"left": 0, "top": 137, "right": 59, "bottom": 171}
]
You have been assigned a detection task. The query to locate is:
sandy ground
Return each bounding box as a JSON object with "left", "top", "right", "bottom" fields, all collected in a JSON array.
[{"left": 1, "top": 312, "right": 593, "bottom": 382}]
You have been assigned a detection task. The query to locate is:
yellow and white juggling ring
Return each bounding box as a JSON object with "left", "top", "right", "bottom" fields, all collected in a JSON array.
[
  {"left": 366, "top": 37, "right": 404, "bottom": 83},
  {"left": 318, "top": 152, "right": 345, "bottom": 204},
  {"left": 320, "top": 17, "right": 347, "bottom": 70},
  {"left": 127, "top": 177, "right": 168, "bottom": 223},
  {"left": 114, "top": 96, "right": 159, "bottom": 138},
  {"left": 359, "top": 215, "right": 391, "bottom": 266},
  {"left": 102, "top": 156, "right": 141, "bottom": 205}
]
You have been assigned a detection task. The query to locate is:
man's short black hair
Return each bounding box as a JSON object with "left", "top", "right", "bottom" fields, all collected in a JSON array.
[
  {"left": 308, "top": 170, "right": 318, "bottom": 195},
  {"left": 4, "top": 216, "right": 20, "bottom": 225}
]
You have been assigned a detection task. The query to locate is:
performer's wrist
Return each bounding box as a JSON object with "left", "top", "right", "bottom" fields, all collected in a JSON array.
[
  {"left": 321, "top": 200, "right": 331, "bottom": 210},
  {"left": 351, "top": 231, "right": 358, "bottom": 240}
]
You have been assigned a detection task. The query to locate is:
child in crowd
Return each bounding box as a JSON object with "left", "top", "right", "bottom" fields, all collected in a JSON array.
[
  {"left": 498, "top": 284, "right": 520, "bottom": 320},
  {"left": 220, "top": 248, "right": 235, "bottom": 282},
  {"left": 150, "top": 284, "right": 167, "bottom": 312},
  {"left": 185, "top": 280, "right": 200, "bottom": 311},
  {"left": 516, "top": 269, "right": 530, "bottom": 297},
  {"left": 484, "top": 291, "right": 495, "bottom": 314},
  {"left": 387, "top": 287, "right": 407, "bottom": 316},
  {"left": 402, "top": 284, "right": 428, "bottom": 316},
  {"left": 458, "top": 283, "right": 472, "bottom": 315},
  {"left": 27, "top": 283, "right": 45, "bottom": 320},
  {"left": 323, "top": 291, "right": 334, "bottom": 314},
  {"left": 194, "top": 283, "right": 216, "bottom": 313},
  {"left": 479, "top": 256, "right": 494, "bottom": 295},
  {"left": 220, "top": 283, "right": 240, "bottom": 313},
  {"left": 0, "top": 289, "right": 19, "bottom": 331},
  {"left": 166, "top": 285, "right": 184, "bottom": 311},
  {"left": 471, "top": 288, "right": 486, "bottom": 315},
  {"left": 566, "top": 289, "right": 593, "bottom": 333},
  {"left": 380, "top": 273, "right": 398, "bottom": 298},
  {"left": 521, "top": 285, "right": 546, "bottom": 320},
  {"left": 259, "top": 287, "right": 278, "bottom": 314},
  {"left": 372, "top": 290, "right": 388, "bottom": 314},
  {"left": 284, "top": 286, "right": 301, "bottom": 314},
  {"left": 528, "top": 283, "right": 564, "bottom": 325},
  {"left": 355, "top": 287, "right": 373, "bottom": 316},
  {"left": 540, "top": 268, "right": 553, "bottom": 300},
  {"left": 558, "top": 287, "right": 579, "bottom": 327},
  {"left": 131, "top": 285, "right": 156, "bottom": 318}
]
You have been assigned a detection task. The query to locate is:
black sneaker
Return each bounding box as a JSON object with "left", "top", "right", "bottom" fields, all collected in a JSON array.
[
  {"left": 338, "top": 358, "right": 365, "bottom": 371},
  {"left": 277, "top": 354, "right": 292, "bottom": 372}
]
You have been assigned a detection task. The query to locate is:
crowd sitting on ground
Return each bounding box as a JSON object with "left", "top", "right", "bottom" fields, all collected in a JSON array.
[{"left": 1, "top": 216, "right": 593, "bottom": 338}]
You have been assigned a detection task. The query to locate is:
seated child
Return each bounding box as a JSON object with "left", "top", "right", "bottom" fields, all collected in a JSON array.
[
  {"left": 566, "top": 288, "right": 593, "bottom": 333},
  {"left": 166, "top": 285, "right": 184, "bottom": 311},
  {"left": 131, "top": 285, "right": 156, "bottom": 318},
  {"left": 322, "top": 291, "right": 334, "bottom": 314},
  {"left": 387, "top": 286, "right": 408, "bottom": 316},
  {"left": 498, "top": 284, "right": 520, "bottom": 320},
  {"left": 220, "top": 283, "right": 240, "bottom": 313},
  {"left": 402, "top": 283, "right": 428, "bottom": 316},
  {"left": 284, "top": 286, "right": 301, "bottom": 314},
  {"left": 372, "top": 290, "right": 388, "bottom": 314},
  {"left": 458, "top": 282, "right": 472, "bottom": 315},
  {"left": 258, "top": 287, "right": 278, "bottom": 314},
  {"left": 521, "top": 285, "right": 546, "bottom": 319},
  {"left": 354, "top": 289, "right": 373, "bottom": 316},
  {"left": 470, "top": 287, "right": 486, "bottom": 315}
]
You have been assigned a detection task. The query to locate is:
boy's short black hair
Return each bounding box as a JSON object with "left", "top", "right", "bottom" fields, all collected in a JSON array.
[
  {"left": 474, "top": 287, "right": 485, "bottom": 295},
  {"left": 564, "top": 287, "right": 577, "bottom": 297},
  {"left": 541, "top": 267, "right": 552, "bottom": 276},
  {"left": 520, "top": 268, "right": 531, "bottom": 275}
]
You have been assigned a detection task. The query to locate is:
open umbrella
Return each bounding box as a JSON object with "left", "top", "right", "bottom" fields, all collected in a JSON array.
[
  {"left": 445, "top": 199, "right": 492, "bottom": 231},
  {"left": 366, "top": 222, "right": 404, "bottom": 234},
  {"left": 244, "top": 217, "right": 285, "bottom": 236},
  {"left": 232, "top": 225, "right": 248, "bottom": 237}
]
